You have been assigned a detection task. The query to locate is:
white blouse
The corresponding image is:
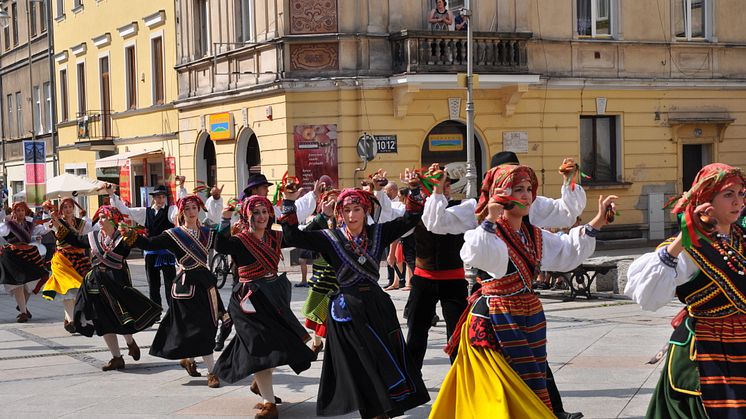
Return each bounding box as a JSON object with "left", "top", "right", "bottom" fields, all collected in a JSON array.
[
  {"left": 625, "top": 249, "right": 699, "bottom": 312},
  {"left": 460, "top": 222, "right": 596, "bottom": 280}
]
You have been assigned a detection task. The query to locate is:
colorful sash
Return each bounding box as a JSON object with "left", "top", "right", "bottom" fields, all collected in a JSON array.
[
  {"left": 5, "top": 220, "right": 33, "bottom": 244},
  {"left": 235, "top": 230, "right": 282, "bottom": 281},
  {"left": 321, "top": 225, "right": 383, "bottom": 287},
  {"left": 165, "top": 226, "right": 214, "bottom": 271},
  {"left": 87, "top": 231, "right": 125, "bottom": 270},
  {"left": 479, "top": 218, "right": 543, "bottom": 296}
]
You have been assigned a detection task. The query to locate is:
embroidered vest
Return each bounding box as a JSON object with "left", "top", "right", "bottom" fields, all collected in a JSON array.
[
  {"left": 165, "top": 227, "right": 214, "bottom": 270},
  {"left": 145, "top": 206, "right": 174, "bottom": 236},
  {"left": 5, "top": 220, "right": 33, "bottom": 244},
  {"left": 480, "top": 218, "right": 543, "bottom": 297},
  {"left": 235, "top": 230, "right": 282, "bottom": 281},
  {"left": 87, "top": 230, "right": 125, "bottom": 270},
  {"left": 322, "top": 224, "right": 384, "bottom": 287}
]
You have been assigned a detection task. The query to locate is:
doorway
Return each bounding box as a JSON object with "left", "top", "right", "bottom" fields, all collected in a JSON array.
[
  {"left": 421, "top": 120, "right": 484, "bottom": 196},
  {"left": 682, "top": 143, "right": 711, "bottom": 191}
]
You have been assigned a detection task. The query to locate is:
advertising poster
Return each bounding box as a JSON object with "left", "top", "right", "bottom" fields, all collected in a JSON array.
[
  {"left": 119, "top": 159, "right": 131, "bottom": 205},
  {"left": 429, "top": 133, "right": 464, "bottom": 151},
  {"left": 23, "top": 141, "right": 46, "bottom": 205},
  {"left": 164, "top": 156, "right": 177, "bottom": 203},
  {"left": 293, "top": 124, "right": 338, "bottom": 190}
]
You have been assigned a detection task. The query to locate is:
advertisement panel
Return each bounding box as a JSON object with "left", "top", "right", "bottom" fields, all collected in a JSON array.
[{"left": 292, "top": 124, "right": 338, "bottom": 190}]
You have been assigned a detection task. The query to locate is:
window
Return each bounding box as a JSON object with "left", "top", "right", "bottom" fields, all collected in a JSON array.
[
  {"left": 11, "top": 2, "right": 18, "bottom": 46},
  {"left": 73, "top": 0, "right": 82, "bottom": 9},
  {"left": 33, "top": 85, "right": 43, "bottom": 134},
  {"left": 195, "top": 0, "right": 210, "bottom": 57},
  {"left": 151, "top": 36, "right": 164, "bottom": 104},
  {"left": 59, "top": 69, "right": 68, "bottom": 121},
  {"left": 577, "top": 0, "right": 612, "bottom": 37},
  {"left": 76, "top": 62, "right": 86, "bottom": 115},
  {"left": 15, "top": 91, "right": 22, "bottom": 137},
  {"left": 580, "top": 116, "right": 620, "bottom": 183},
  {"left": 675, "top": 0, "right": 708, "bottom": 40},
  {"left": 40, "top": 0, "right": 47, "bottom": 32},
  {"left": 236, "top": 0, "right": 254, "bottom": 42},
  {"left": 44, "top": 82, "right": 52, "bottom": 133},
  {"left": 6, "top": 94, "right": 12, "bottom": 137},
  {"left": 56, "top": 0, "right": 64, "bottom": 18},
  {"left": 30, "top": 1, "right": 37, "bottom": 37},
  {"left": 3, "top": 8, "right": 9, "bottom": 50},
  {"left": 125, "top": 45, "right": 137, "bottom": 110},
  {"left": 99, "top": 56, "right": 111, "bottom": 137}
]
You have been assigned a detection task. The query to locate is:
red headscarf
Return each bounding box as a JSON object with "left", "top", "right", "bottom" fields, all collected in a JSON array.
[
  {"left": 671, "top": 163, "right": 746, "bottom": 248},
  {"left": 92, "top": 205, "right": 124, "bottom": 225},
  {"left": 475, "top": 164, "right": 538, "bottom": 221},
  {"left": 316, "top": 188, "right": 341, "bottom": 213},
  {"left": 334, "top": 188, "right": 379, "bottom": 222},
  {"left": 176, "top": 195, "right": 207, "bottom": 225},
  {"left": 11, "top": 201, "right": 32, "bottom": 217},
  {"left": 60, "top": 198, "right": 86, "bottom": 217},
  {"left": 241, "top": 195, "right": 274, "bottom": 227}
]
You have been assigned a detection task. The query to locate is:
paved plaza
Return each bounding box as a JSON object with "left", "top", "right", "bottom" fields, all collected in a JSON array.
[{"left": 0, "top": 251, "right": 680, "bottom": 419}]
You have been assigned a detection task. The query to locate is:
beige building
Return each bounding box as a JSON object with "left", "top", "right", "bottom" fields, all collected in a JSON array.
[
  {"left": 172, "top": 0, "right": 745, "bottom": 241},
  {"left": 52, "top": 0, "right": 179, "bottom": 211},
  {"left": 0, "top": 0, "right": 55, "bottom": 204}
]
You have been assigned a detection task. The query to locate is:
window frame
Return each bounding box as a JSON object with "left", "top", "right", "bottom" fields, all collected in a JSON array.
[
  {"left": 33, "top": 85, "right": 43, "bottom": 135},
  {"left": 236, "top": 0, "right": 254, "bottom": 43},
  {"left": 59, "top": 68, "right": 68, "bottom": 122},
  {"left": 56, "top": 0, "right": 64, "bottom": 19},
  {"left": 124, "top": 42, "right": 137, "bottom": 110},
  {"left": 3, "top": 7, "right": 9, "bottom": 50},
  {"left": 76, "top": 60, "right": 86, "bottom": 116},
  {"left": 6, "top": 94, "right": 13, "bottom": 137},
  {"left": 195, "top": 0, "right": 211, "bottom": 57},
  {"left": 150, "top": 34, "right": 165, "bottom": 105},
  {"left": 579, "top": 115, "right": 622, "bottom": 184},
  {"left": 15, "top": 91, "right": 23, "bottom": 137},
  {"left": 11, "top": 1, "right": 19, "bottom": 47},
  {"left": 43, "top": 81, "right": 52, "bottom": 133},
  {"left": 30, "top": 1, "right": 37, "bottom": 38},
  {"left": 674, "top": 0, "right": 712, "bottom": 41},
  {"left": 576, "top": 0, "right": 617, "bottom": 39},
  {"left": 40, "top": 0, "right": 47, "bottom": 33}
]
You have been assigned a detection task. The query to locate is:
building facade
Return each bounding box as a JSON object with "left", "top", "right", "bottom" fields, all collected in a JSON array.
[
  {"left": 169, "top": 0, "right": 744, "bottom": 240},
  {"left": 52, "top": 0, "right": 179, "bottom": 211},
  {"left": 0, "top": 0, "right": 55, "bottom": 204}
]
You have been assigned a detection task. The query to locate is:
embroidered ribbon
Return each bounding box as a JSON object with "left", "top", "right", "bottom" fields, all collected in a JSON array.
[
  {"left": 166, "top": 227, "right": 213, "bottom": 270},
  {"left": 88, "top": 231, "right": 125, "bottom": 270}
]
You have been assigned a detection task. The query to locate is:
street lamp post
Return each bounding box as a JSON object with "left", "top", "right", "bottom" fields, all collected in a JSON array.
[{"left": 462, "top": 0, "right": 477, "bottom": 199}]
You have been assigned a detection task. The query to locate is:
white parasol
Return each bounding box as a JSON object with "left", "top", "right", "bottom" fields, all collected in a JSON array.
[{"left": 45, "top": 173, "right": 102, "bottom": 199}]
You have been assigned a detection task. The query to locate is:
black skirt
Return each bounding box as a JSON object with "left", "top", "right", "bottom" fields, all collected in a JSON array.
[
  {"left": 214, "top": 273, "right": 315, "bottom": 383},
  {"left": 149, "top": 268, "right": 220, "bottom": 359},
  {"left": 318, "top": 282, "right": 430, "bottom": 418},
  {"left": 0, "top": 244, "right": 48, "bottom": 286},
  {"left": 73, "top": 265, "right": 162, "bottom": 337}
]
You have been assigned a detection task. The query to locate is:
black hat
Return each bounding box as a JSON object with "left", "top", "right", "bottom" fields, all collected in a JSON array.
[
  {"left": 149, "top": 185, "right": 169, "bottom": 196},
  {"left": 242, "top": 174, "right": 272, "bottom": 198},
  {"left": 490, "top": 151, "right": 520, "bottom": 168}
]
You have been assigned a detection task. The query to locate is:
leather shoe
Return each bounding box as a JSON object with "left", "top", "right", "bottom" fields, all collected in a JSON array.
[
  {"left": 207, "top": 372, "right": 220, "bottom": 388},
  {"left": 555, "top": 412, "right": 584, "bottom": 419},
  {"left": 63, "top": 320, "right": 76, "bottom": 334},
  {"left": 254, "top": 402, "right": 278, "bottom": 419},
  {"left": 250, "top": 379, "right": 282, "bottom": 404},
  {"left": 179, "top": 359, "right": 202, "bottom": 377},
  {"left": 127, "top": 340, "right": 141, "bottom": 361},
  {"left": 16, "top": 312, "right": 29, "bottom": 323},
  {"left": 311, "top": 341, "right": 324, "bottom": 361},
  {"left": 102, "top": 356, "right": 125, "bottom": 371}
]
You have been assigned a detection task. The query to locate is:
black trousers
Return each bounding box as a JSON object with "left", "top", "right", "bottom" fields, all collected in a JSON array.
[
  {"left": 144, "top": 254, "right": 176, "bottom": 309},
  {"left": 405, "top": 275, "right": 468, "bottom": 372},
  {"left": 545, "top": 363, "right": 565, "bottom": 413}
]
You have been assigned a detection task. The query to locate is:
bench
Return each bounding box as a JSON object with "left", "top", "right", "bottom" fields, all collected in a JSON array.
[{"left": 549, "top": 256, "right": 635, "bottom": 300}]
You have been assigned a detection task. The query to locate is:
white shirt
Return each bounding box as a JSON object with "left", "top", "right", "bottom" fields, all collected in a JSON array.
[
  {"left": 625, "top": 249, "right": 699, "bottom": 312},
  {"left": 110, "top": 193, "right": 178, "bottom": 226},
  {"left": 204, "top": 196, "right": 224, "bottom": 224},
  {"left": 177, "top": 186, "right": 188, "bottom": 200}
]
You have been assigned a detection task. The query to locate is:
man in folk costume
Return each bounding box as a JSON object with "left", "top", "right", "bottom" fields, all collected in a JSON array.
[
  {"left": 626, "top": 163, "right": 746, "bottom": 419},
  {"left": 0, "top": 201, "right": 50, "bottom": 322},
  {"left": 110, "top": 185, "right": 177, "bottom": 311}
]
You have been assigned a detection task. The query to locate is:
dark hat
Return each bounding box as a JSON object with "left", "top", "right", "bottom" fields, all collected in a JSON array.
[
  {"left": 490, "top": 151, "right": 520, "bottom": 168},
  {"left": 243, "top": 174, "right": 272, "bottom": 197},
  {"left": 149, "top": 185, "right": 169, "bottom": 196}
]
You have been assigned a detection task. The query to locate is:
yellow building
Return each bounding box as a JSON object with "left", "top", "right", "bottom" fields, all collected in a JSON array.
[
  {"left": 52, "top": 0, "right": 179, "bottom": 212},
  {"left": 172, "top": 0, "right": 745, "bottom": 242}
]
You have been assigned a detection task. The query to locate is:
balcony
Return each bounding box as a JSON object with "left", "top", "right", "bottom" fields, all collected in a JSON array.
[
  {"left": 75, "top": 110, "right": 116, "bottom": 150},
  {"left": 390, "top": 30, "right": 530, "bottom": 75}
]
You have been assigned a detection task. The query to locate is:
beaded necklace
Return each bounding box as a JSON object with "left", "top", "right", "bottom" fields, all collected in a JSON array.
[
  {"left": 344, "top": 226, "right": 369, "bottom": 264},
  {"left": 710, "top": 228, "right": 746, "bottom": 276}
]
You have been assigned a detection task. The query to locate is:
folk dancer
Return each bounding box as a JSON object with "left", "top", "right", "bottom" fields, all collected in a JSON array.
[
  {"left": 625, "top": 163, "right": 746, "bottom": 419},
  {"left": 430, "top": 164, "right": 616, "bottom": 418},
  {"left": 42, "top": 198, "right": 93, "bottom": 333},
  {"left": 51, "top": 206, "right": 161, "bottom": 371},
  {"left": 213, "top": 195, "right": 316, "bottom": 419},
  {"left": 0, "top": 201, "right": 50, "bottom": 322},
  {"left": 279, "top": 171, "right": 430, "bottom": 419},
  {"left": 130, "top": 195, "right": 223, "bottom": 388}
]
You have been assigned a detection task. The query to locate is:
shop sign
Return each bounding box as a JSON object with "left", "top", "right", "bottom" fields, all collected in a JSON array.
[
  {"left": 23, "top": 141, "right": 46, "bottom": 205},
  {"left": 208, "top": 112, "right": 234, "bottom": 141},
  {"left": 429, "top": 133, "right": 463, "bottom": 151},
  {"left": 293, "top": 124, "right": 338, "bottom": 190},
  {"left": 119, "top": 160, "right": 131, "bottom": 205},
  {"left": 374, "top": 135, "right": 398, "bottom": 153},
  {"left": 164, "top": 156, "right": 177, "bottom": 203}
]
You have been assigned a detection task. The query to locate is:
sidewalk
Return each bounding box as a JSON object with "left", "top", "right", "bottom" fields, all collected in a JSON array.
[{"left": 0, "top": 252, "right": 677, "bottom": 418}]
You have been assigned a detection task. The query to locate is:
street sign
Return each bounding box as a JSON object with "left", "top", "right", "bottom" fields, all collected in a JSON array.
[
  {"left": 356, "top": 133, "right": 377, "bottom": 161},
  {"left": 374, "top": 135, "right": 398, "bottom": 153}
]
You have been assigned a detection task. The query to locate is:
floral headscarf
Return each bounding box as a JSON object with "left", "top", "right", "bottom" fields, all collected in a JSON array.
[
  {"left": 176, "top": 194, "right": 207, "bottom": 226},
  {"left": 475, "top": 164, "right": 538, "bottom": 221},
  {"left": 241, "top": 195, "right": 275, "bottom": 229},
  {"left": 334, "top": 188, "right": 381, "bottom": 223},
  {"left": 11, "top": 201, "right": 32, "bottom": 217},
  {"left": 60, "top": 198, "right": 86, "bottom": 217},
  {"left": 92, "top": 205, "right": 124, "bottom": 225}
]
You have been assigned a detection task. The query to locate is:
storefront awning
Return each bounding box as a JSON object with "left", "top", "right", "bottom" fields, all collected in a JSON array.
[{"left": 95, "top": 148, "right": 164, "bottom": 168}]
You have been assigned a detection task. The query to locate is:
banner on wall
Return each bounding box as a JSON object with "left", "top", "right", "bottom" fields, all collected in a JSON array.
[
  {"left": 293, "top": 124, "right": 338, "bottom": 190},
  {"left": 164, "top": 156, "right": 177, "bottom": 204},
  {"left": 23, "top": 141, "right": 46, "bottom": 205},
  {"left": 119, "top": 160, "right": 131, "bottom": 206}
]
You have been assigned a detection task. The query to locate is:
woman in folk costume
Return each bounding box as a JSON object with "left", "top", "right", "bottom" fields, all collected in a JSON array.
[
  {"left": 0, "top": 201, "right": 50, "bottom": 323},
  {"left": 51, "top": 205, "right": 161, "bottom": 371},
  {"left": 43, "top": 198, "right": 93, "bottom": 333},
  {"left": 300, "top": 188, "right": 340, "bottom": 357},
  {"left": 130, "top": 195, "right": 222, "bottom": 388},
  {"left": 212, "top": 195, "right": 315, "bottom": 419},
  {"left": 430, "top": 164, "right": 616, "bottom": 419},
  {"left": 625, "top": 163, "right": 746, "bottom": 419},
  {"left": 279, "top": 171, "right": 430, "bottom": 419}
]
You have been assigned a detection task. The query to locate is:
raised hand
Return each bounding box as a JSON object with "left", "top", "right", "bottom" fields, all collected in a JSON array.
[
  {"left": 283, "top": 187, "right": 303, "bottom": 201},
  {"left": 588, "top": 195, "right": 619, "bottom": 230},
  {"left": 401, "top": 167, "right": 419, "bottom": 188}
]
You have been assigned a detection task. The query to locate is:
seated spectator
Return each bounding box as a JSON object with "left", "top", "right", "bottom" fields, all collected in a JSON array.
[
  {"left": 428, "top": 0, "right": 453, "bottom": 31},
  {"left": 454, "top": 10, "right": 468, "bottom": 31}
]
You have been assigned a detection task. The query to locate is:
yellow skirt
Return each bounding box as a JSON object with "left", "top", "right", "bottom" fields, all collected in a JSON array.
[
  {"left": 429, "top": 312, "right": 556, "bottom": 419},
  {"left": 43, "top": 252, "right": 84, "bottom": 300}
]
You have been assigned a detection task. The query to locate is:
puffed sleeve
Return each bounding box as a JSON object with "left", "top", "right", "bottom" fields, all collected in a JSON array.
[
  {"left": 422, "top": 194, "right": 477, "bottom": 235},
  {"left": 539, "top": 226, "right": 596, "bottom": 272},
  {"left": 376, "top": 190, "right": 394, "bottom": 223},
  {"left": 110, "top": 193, "right": 146, "bottom": 226},
  {"left": 0, "top": 222, "right": 9, "bottom": 237},
  {"left": 529, "top": 184, "right": 587, "bottom": 229},
  {"left": 295, "top": 191, "right": 317, "bottom": 223},
  {"left": 624, "top": 249, "right": 699, "bottom": 312},
  {"left": 460, "top": 221, "right": 509, "bottom": 280}
]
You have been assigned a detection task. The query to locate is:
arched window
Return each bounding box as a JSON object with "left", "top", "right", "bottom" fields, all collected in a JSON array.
[
  {"left": 235, "top": 128, "right": 261, "bottom": 191},
  {"left": 195, "top": 132, "right": 218, "bottom": 188},
  {"left": 421, "top": 120, "right": 484, "bottom": 196}
]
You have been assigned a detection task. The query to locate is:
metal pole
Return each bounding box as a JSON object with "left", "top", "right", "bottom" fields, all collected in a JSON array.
[
  {"left": 45, "top": 0, "right": 57, "bottom": 176},
  {"left": 463, "top": 0, "right": 477, "bottom": 198}
]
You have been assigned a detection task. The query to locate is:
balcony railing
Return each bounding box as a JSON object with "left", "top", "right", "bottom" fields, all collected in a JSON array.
[
  {"left": 76, "top": 110, "right": 114, "bottom": 140},
  {"left": 390, "top": 30, "right": 530, "bottom": 74}
]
